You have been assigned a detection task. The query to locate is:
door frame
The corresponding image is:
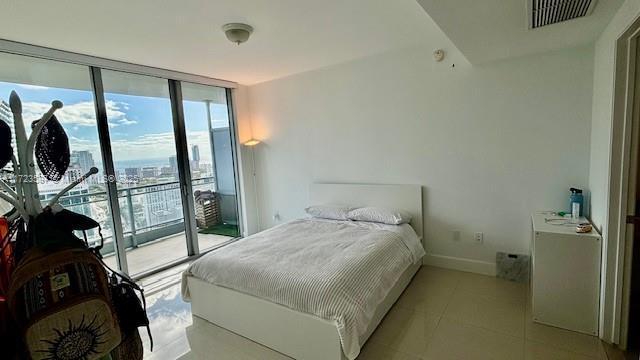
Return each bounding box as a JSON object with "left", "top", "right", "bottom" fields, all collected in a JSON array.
[{"left": 605, "top": 14, "right": 640, "bottom": 348}]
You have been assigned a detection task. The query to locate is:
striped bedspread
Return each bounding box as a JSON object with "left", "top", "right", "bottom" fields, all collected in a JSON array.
[{"left": 182, "top": 218, "right": 424, "bottom": 360}]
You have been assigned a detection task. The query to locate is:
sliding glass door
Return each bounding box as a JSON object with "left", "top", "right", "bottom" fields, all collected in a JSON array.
[
  {"left": 100, "top": 70, "right": 188, "bottom": 275},
  {"left": 181, "top": 83, "right": 240, "bottom": 251},
  {"left": 0, "top": 52, "right": 114, "bottom": 258}
]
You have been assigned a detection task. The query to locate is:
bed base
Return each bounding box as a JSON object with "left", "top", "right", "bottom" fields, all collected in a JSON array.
[{"left": 187, "top": 262, "right": 421, "bottom": 360}]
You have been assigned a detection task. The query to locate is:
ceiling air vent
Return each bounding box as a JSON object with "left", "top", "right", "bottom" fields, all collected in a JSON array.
[{"left": 528, "top": 0, "right": 597, "bottom": 29}]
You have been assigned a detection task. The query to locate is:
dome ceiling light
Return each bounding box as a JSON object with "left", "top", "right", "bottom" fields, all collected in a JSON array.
[{"left": 222, "top": 23, "right": 254, "bottom": 45}]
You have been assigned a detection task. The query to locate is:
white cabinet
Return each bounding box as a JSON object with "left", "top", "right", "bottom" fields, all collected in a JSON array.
[{"left": 531, "top": 212, "right": 601, "bottom": 335}]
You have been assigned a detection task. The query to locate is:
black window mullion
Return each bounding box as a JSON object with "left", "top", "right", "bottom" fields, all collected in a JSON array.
[
  {"left": 89, "top": 66, "right": 129, "bottom": 274},
  {"left": 168, "top": 79, "right": 199, "bottom": 256}
]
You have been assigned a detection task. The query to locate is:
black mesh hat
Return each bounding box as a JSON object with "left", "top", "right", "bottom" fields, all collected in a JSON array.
[
  {"left": 0, "top": 119, "right": 12, "bottom": 169},
  {"left": 33, "top": 114, "right": 70, "bottom": 181}
]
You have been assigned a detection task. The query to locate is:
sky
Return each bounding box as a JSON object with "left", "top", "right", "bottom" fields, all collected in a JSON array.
[{"left": 0, "top": 81, "right": 231, "bottom": 170}]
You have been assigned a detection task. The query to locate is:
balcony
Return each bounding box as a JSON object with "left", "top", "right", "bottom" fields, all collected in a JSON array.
[{"left": 52, "top": 176, "right": 238, "bottom": 275}]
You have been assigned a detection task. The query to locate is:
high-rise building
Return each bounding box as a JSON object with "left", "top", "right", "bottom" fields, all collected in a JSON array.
[
  {"left": 70, "top": 150, "right": 95, "bottom": 174},
  {"left": 142, "top": 166, "right": 160, "bottom": 179},
  {"left": 192, "top": 145, "right": 200, "bottom": 162},
  {"left": 191, "top": 145, "right": 200, "bottom": 171},
  {"left": 169, "top": 155, "right": 178, "bottom": 174},
  {"left": 141, "top": 183, "right": 182, "bottom": 228},
  {"left": 125, "top": 167, "right": 141, "bottom": 181}
]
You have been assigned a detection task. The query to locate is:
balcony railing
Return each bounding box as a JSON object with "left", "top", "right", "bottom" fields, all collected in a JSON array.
[{"left": 50, "top": 176, "right": 215, "bottom": 255}]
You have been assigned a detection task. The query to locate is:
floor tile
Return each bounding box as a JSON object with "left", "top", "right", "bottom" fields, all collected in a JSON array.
[
  {"left": 395, "top": 266, "right": 463, "bottom": 316},
  {"left": 146, "top": 333, "right": 192, "bottom": 360},
  {"left": 525, "top": 320, "right": 603, "bottom": 358},
  {"left": 188, "top": 318, "right": 291, "bottom": 360},
  {"left": 358, "top": 341, "right": 423, "bottom": 360},
  {"left": 395, "top": 277, "right": 456, "bottom": 316},
  {"left": 525, "top": 340, "right": 600, "bottom": 360},
  {"left": 443, "top": 287, "right": 525, "bottom": 337},
  {"left": 412, "top": 266, "right": 465, "bottom": 288},
  {"left": 367, "top": 306, "right": 440, "bottom": 357},
  {"left": 141, "top": 285, "right": 193, "bottom": 352},
  {"left": 184, "top": 327, "right": 255, "bottom": 360},
  {"left": 424, "top": 318, "right": 524, "bottom": 360},
  {"left": 175, "top": 352, "right": 200, "bottom": 360},
  {"left": 456, "top": 272, "right": 526, "bottom": 303}
]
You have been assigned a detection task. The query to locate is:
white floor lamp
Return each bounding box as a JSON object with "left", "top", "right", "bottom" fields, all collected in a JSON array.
[{"left": 243, "top": 139, "right": 261, "bottom": 233}]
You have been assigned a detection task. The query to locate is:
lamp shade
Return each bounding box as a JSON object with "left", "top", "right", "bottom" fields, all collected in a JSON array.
[{"left": 243, "top": 139, "right": 261, "bottom": 146}]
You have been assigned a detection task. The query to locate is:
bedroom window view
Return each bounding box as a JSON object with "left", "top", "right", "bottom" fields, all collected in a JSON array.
[
  {"left": 182, "top": 82, "right": 240, "bottom": 251},
  {"left": 0, "top": 52, "right": 242, "bottom": 278},
  {"left": 0, "top": 52, "right": 114, "bottom": 257},
  {"left": 100, "top": 70, "right": 188, "bottom": 275}
]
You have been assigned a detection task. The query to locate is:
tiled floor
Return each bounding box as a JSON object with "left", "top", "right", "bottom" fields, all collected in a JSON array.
[
  {"left": 103, "top": 232, "right": 233, "bottom": 275},
  {"left": 138, "top": 266, "right": 608, "bottom": 360}
]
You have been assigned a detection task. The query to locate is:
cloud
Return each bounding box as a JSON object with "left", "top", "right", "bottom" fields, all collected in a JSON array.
[
  {"left": 21, "top": 99, "right": 134, "bottom": 128},
  {"left": 17, "top": 84, "right": 50, "bottom": 91},
  {"left": 116, "top": 118, "right": 137, "bottom": 125},
  {"left": 109, "top": 130, "right": 214, "bottom": 162},
  {"left": 65, "top": 129, "right": 225, "bottom": 167},
  {"left": 67, "top": 135, "right": 102, "bottom": 163}
]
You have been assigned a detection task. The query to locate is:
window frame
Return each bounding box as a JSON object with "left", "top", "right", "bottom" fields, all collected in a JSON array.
[{"left": 0, "top": 39, "right": 244, "bottom": 278}]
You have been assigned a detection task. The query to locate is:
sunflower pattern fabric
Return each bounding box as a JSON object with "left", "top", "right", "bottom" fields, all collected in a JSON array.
[{"left": 8, "top": 247, "right": 120, "bottom": 360}]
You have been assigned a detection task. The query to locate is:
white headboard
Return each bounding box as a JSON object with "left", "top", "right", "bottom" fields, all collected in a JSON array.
[{"left": 309, "top": 183, "right": 423, "bottom": 241}]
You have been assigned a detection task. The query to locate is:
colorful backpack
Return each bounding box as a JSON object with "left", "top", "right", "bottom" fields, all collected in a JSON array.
[{"left": 7, "top": 210, "right": 122, "bottom": 360}]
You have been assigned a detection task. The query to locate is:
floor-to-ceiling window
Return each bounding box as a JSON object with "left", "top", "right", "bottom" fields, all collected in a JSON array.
[
  {"left": 0, "top": 43, "right": 242, "bottom": 277},
  {"left": 182, "top": 82, "right": 240, "bottom": 251},
  {"left": 0, "top": 52, "right": 114, "bottom": 258},
  {"left": 100, "top": 70, "right": 188, "bottom": 275}
]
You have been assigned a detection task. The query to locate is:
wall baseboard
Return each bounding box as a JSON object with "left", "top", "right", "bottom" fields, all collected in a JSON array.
[{"left": 423, "top": 253, "right": 496, "bottom": 276}]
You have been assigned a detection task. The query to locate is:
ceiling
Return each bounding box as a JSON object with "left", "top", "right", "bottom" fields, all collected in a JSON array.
[
  {"left": 0, "top": 0, "right": 625, "bottom": 85},
  {"left": 416, "top": 0, "right": 624, "bottom": 64},
  {"left": 0, "top": 0, "right": 456, "bottom": 85}
]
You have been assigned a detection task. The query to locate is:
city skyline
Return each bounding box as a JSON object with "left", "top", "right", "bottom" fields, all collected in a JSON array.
[
  {"left": 0, "top": 55, "right": 239, "bottom": 274},
  {"left": 0, "top": 81, "right": 227, "bottom": 245},
  {"left": 0, "top": 82, "right": 230, "bottom": 165}
]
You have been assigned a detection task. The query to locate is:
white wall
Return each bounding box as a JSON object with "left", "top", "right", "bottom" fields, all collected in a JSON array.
[
  {"left": 588, "top": 0, "right": 640, "bottom": 344},
  {"left": 245, "top": 44, "right": 594, "bottom": 272}
]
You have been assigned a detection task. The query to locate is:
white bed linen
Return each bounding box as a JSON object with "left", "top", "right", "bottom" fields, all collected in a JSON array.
[{"left": 182, "top": 218, "right": 424, "bottom": 359}]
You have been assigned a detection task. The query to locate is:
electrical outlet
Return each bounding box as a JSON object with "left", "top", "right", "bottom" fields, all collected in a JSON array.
[
  {"left": 452, "top": 230, "right": 461, "bottom": 242},
  {"left": 474, "top": 232, "right": 484, "bottom": 244}
]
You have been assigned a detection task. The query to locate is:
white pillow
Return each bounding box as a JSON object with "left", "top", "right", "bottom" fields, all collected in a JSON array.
[
  {"left": 347, "top": 207, "right": 411, "bottom": 225},
  {"left": 305, "top": 204, "right": 354, "bottom": 221}
]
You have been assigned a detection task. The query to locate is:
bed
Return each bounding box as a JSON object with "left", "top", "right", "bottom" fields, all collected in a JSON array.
[{"left": 181, "top": 183, "right": 424, "bottom": 360}]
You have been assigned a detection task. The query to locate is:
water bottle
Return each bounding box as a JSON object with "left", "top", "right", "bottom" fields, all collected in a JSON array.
[
  {"left": 569, "top": 188, "right": 584, "bottom": 217},
  {"left": 572, "top": 202, "right": 580, "bottom": 221}
]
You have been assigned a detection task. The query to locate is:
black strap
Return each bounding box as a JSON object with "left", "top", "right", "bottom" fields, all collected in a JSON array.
[
  {"left": 86, "top": 227, "right": 152, "bottom": 351},
  {"left": 92, "top": 247, "right": 153, "bottom": 351}
]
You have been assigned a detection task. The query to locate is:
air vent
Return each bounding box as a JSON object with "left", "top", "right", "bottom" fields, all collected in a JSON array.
[{"left": 528, "top": 0, "right": 597, "bottom": 29}]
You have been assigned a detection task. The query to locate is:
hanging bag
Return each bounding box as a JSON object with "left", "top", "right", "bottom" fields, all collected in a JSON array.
[
  {"left": 7, "top": 246, "right": 121, "bottom": 360},
  {"left": 7, "top": 211, "right": 122, "bottom": 360}
]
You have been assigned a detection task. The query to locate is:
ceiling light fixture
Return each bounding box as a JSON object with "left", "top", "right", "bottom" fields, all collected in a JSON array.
[{"left": 222, "top": 23, "right": 254, "bottom": 45}]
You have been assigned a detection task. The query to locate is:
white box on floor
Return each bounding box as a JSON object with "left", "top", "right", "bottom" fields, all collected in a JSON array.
[{"left": 531, "top": 212, "right": 601, "bottom": 335}]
